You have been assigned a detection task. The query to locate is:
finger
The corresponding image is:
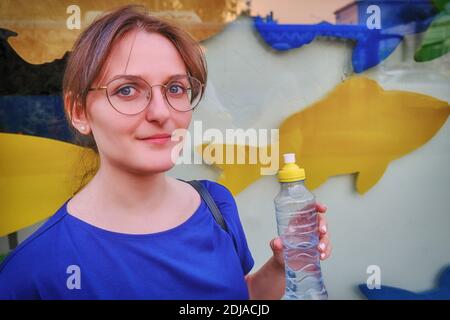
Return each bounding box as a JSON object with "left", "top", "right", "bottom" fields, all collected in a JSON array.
[
  {"left": 318, "top": 214, "right": 328, "bottom": 234},
  {"left": 315, "top": 202, "right": 327, "bottom": 213},
  {"left": 270, "top": 238, "right": 285, "bottom": 267},
  {"left": 270, "top": 237, "right": 283, "bottom": 252},
  {"left": 320, "top": 243, "right": 332, "bottom": 260},
  {"left": 318, "top": 236, "right": 330, "bottom": 253}
]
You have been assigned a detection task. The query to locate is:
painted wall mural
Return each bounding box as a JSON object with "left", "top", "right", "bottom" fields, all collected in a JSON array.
[
  {"left": 1, "top": 1, "right": 449, "bottom": 232},
  {"left": 415, "top": 0, "right": 450, "bottom": 62},
  {"left": 359, "top": 264, "right": 450, "bottom": 299},
  {"left": 0, "top": 133, "right": 97, "bottom": 236},
  {"left": 1, "top": 1, "right": 450, "bottom": 299},
  {"left": 0, "top": 0, "right": 245, "bottom": 65},
  {"left": 197, "top": 77, "right": 450, "bottom": 196},
  {"left": 254, "top": 0, "right": 449, "bottom": 72}
]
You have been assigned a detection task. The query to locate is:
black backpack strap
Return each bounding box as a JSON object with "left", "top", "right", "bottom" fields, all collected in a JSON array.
[
  {"left": 178, "top": 179, "right": 239, "bottom": 254},
  {"left": 178, "top": 179, "right": 229, "bottom": 233}
]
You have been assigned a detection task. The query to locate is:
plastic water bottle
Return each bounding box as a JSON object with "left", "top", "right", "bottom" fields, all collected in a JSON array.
[{"left": 274, "top": 153, "right": 328, "bottom": 300}]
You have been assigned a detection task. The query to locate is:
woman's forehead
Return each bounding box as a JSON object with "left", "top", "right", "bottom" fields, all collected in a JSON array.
[{"left": 98, "top": 30, "right": 187, "bottom": 84}]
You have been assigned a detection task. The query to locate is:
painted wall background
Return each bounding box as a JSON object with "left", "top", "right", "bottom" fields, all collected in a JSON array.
[{"left": 1, "top": 0, "right": 449, "bottom": 299}]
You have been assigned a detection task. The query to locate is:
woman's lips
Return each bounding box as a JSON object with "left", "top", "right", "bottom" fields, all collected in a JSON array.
[{"left": 139, "top": 135, "right": 171, "bottom": 145}]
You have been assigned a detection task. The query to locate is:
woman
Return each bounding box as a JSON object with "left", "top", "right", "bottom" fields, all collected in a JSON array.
[{"left": 0, "top": 5, "right": 331, "bottom": 299}]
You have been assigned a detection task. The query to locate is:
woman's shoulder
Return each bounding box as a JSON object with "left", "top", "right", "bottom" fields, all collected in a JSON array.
[
  {"left": 197, "top": 179, "right": 235, "bottom": 203},
  {"left": 196, "top": 179, "right": 255, "bottom": 276},
  {"left": 194, "top": 179, "right": 242, "bottom": 223},
  {"left": 176, "top": 178, "right": 236, "bottom": 213}
]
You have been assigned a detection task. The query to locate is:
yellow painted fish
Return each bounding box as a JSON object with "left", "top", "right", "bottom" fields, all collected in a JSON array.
[
  {"left": 0, "top": 133, "right": 97, "bottom": 236},
  {"left": 197, "top": 77, "right": 450, "bottom": 196}
]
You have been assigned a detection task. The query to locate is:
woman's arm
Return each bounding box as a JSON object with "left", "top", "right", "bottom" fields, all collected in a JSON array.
[
  {"left": 245, "top": 253, "right": 285, "bottom": 300},
  {"left": 245, "top": 202, "right": 331, "bottom": 300}
]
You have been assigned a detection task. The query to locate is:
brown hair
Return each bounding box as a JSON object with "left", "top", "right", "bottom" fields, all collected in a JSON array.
[{"left": 63, "top": 5, "right": 207, "bottom": 193}]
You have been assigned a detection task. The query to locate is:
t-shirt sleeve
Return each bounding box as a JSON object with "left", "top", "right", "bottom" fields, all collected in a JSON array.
[
  {"left": 0, "top": 249, "right": 41, "bottom": 300},
  {"left": 0, "top": 213, "right": 63, "bottom": 300},
  {"left": 202, "top": 180, "right": 255, "bottom": 276},
  {"left": 0, "top": 258, "right": 16, "bottom": 299}
]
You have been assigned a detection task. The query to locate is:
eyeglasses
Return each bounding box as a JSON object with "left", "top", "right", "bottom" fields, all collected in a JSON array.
[{"left": 89, "top": 74, "right": 204, "bottom": 115}]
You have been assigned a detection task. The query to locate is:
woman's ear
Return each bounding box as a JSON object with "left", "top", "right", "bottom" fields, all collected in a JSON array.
[{"left": 65, "top": 95, "right": 91, "bottom": 135}]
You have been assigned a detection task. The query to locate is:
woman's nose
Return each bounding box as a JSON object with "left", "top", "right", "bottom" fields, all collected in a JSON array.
[{"left": 145, "top": 85, "right": 171, "bottom": 123}]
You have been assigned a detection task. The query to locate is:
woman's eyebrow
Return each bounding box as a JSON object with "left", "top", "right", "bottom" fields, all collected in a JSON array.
[
  {"left": 126, "top": 73, "right": 189, "bottom": 82},
  {"left": 103, "top": 73, "right": 189, "bottom": 85}
]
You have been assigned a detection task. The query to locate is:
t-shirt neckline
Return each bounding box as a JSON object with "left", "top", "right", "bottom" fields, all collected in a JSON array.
[{"left": 63, "top": 197, "right": 205, "bottom": 239}]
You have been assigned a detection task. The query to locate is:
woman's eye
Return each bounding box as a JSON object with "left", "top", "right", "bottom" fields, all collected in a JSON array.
[
  {"left": 168, "top": 84, "right": 186, "bottom": 95},
  {"left": 116, "top": 85, "right": 136, "bottom": 97}
]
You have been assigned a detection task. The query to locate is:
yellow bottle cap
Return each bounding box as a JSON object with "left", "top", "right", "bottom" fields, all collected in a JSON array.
[{"left": 278, "top": 153, "right": 305, "bottom": 182}]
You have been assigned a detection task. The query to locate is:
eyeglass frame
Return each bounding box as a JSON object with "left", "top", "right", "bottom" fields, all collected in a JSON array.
[{"left": 88, "top": 74, "right": 205, "bottom": 115}]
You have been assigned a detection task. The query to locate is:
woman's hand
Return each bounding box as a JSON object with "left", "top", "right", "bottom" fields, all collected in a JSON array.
[
  {"left": 246, "top": 202, "right": 331, "bottom": 299},
  {"left": 270, "top": 202, "right": 332, "bottom": 268}
]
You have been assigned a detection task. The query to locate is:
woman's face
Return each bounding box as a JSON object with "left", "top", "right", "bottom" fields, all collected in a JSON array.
[{"left": 84, "top": 30, "right": 192, "bottom": 174}]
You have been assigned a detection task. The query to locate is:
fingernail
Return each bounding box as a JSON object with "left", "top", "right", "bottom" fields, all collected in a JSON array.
[
  {"left": 275, "top": 240, "right": 281, "bottom": 249},
  {"left": 321, "top": 225, "right": 327, "bottom": 233},
  {"left": 319, "top": 243, "right": 326, "bottom": 251},
  {"left": 321, "top": 253, "right": 326, "bottom": 259}
]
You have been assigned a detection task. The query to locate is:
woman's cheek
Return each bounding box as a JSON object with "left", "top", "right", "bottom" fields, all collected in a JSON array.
[{"left": 176, "top": 111, "right": 193, "bottom": 130}]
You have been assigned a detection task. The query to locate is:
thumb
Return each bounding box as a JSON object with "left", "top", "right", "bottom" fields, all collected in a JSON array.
[{"left": 270, "top": 237, "right": 285, "bottom": 267}]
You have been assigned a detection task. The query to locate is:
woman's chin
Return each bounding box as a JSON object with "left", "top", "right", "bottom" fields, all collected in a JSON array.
[
  {"left": 126, "top": 142, "right": 184, "bottom": 173},
  {"left": 131, "top": 159, "right": 177, "bottom": 174}
]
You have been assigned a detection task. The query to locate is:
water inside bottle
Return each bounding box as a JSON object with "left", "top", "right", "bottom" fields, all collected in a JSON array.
[{"left": 278, "top": 206, "right": 328, "bottom": 300}]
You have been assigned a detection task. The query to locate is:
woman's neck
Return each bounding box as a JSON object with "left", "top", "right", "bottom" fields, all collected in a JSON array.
[
  {"left": 66, "top": 158, "right": 201, "bottom": 234},
  {"left": 79, "top": 160, "right": 171, "bottom": 216}
]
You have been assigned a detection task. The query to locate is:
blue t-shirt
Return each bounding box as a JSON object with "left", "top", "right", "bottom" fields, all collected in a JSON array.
[{"left": 0, "top": 180, "right": 254, "bottom": 300}]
